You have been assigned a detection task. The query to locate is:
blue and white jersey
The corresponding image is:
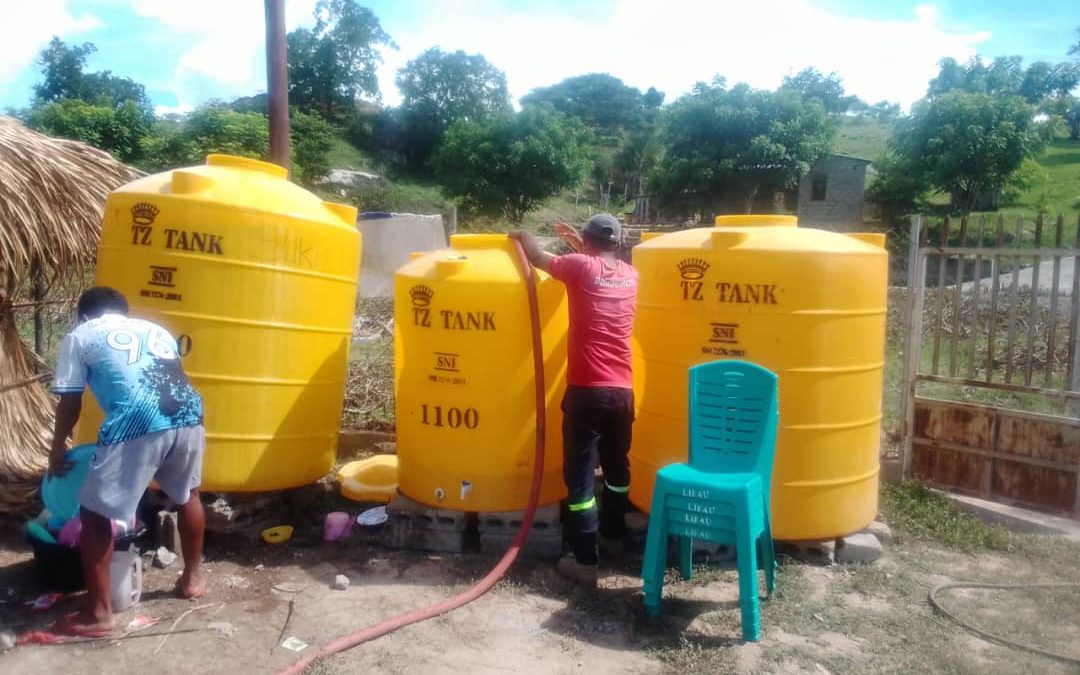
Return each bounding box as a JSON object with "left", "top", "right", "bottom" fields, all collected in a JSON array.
[{"left": 53, "top": 313, "right": 203, "bottom": 446}]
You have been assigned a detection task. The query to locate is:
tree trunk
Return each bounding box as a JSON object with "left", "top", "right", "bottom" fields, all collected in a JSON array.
[{"left": 744, "top": 184, "right": 759, "bottom": 214}]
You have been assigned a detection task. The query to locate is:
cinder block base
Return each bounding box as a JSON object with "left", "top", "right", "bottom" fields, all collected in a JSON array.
[
  {"left": 775, "top": 539, "right": 836, "bottom": 566},
  {"left": 478, "top": 503, "right": 562, "bottom": 559},
  {"left": 383, "top": 494, "right": 470, "bottom": 553}
]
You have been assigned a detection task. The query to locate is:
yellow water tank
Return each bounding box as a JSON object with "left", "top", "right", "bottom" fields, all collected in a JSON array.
[
  {"left": 630, "top": 215, "right": 887, "bottom": 540},
  {"left": 74, "top": 154, "right": 361, "bottom": 492},
  {"left": 394, "top": 234, "right": 568, "bottom": 511}
]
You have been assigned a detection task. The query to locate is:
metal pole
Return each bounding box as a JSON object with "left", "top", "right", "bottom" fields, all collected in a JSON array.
[{"left": 265, "top": 0, "right": 290, "bottom": 170}]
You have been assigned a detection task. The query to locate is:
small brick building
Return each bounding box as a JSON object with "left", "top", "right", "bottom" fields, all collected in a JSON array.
[{"left": 796, "top": 154, "right": 870, "bottom": 227}]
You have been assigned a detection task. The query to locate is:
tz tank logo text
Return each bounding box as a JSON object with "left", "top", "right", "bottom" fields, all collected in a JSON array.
[
  {"left": 410, "top": 285, "right": 434, "bottom": 327},
  {"left": 131, "top": 202, "right": 159, "bottom": 225},
  {"left": 715, "top": 282, "right": 778, "bottom": 305},
  {"left": 129, "top": 225, "right": 223, "bottom": 255},
  {"left": 678, "top": 258, "right": 709, "bottom": 301}
]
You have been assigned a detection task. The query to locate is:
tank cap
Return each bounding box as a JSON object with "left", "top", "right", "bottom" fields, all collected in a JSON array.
[
  {"left": 845, "top": 232, "right": 887, "bottom": 249},
  {"left": 435, "top": 255, "right": 470, "bottom": 275},
  {"left": 711, "top": 229, "right": 751, "bottom": 248},
  {"left": 450, "top": 233, "right": 512, "bottom": 252},
  {"left": 714, "top": 215, "right": 797, "bottom": 228},
  {"left": 323, "top": 201, "right": 358, "bottom": 226},
  {"left": 171, "top": 170, "right": 215, "bottom": 194},
  {"left": 408, "top": 251, "right": 428, "bottom": 261},
  {"left": 206, "top": 154, "right": 288, "bottom": 178},
  {"left": 640, "top": 232, "right": 665, "bottom": 242}
]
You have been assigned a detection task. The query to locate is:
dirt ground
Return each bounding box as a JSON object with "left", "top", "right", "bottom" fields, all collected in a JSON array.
[{"left": 1, "top": 503, "right": 1079, "bottom": 675}]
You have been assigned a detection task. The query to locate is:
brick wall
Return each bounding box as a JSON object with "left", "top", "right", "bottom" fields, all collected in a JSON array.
[{"left": 797, "top": 155, "right": 869, "bottom": 226}]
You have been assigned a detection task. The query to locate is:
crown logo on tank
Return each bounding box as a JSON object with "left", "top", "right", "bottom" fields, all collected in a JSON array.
[
  {"left": 677, "top": 258, "right": 710, "bottom": 280},
  {"left": 410, "top": 284, "right": 434, "bottom": 307},
  {"left": 131, "top": 202, "right": 159, "bottom": 225}
]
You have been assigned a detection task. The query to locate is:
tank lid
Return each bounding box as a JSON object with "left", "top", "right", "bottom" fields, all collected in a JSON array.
[
  {"left": 322, "top": 201, "right": 359, "bottom": 226},
  {"left": 715, "top": 215, "right": 797, "bottom": 228},
  {"left": 450, "top": 233, "right": 513, "bottom": 252},
  {"left": 206, "top": 154, "right": 288, "bottom": 178},
  {"left": 435, "top": 255, "right": 470, "bottom": 276},
  {"left": 640, "top": 232, "right": 665, "bottom": 242},
  {"left": 845, "top": 232, "right": 887, "bottom": 249}
]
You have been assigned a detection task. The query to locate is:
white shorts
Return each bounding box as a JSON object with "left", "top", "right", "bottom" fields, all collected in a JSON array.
[{"left": 79, "top": 425, "right": 205, "bottom": 523}]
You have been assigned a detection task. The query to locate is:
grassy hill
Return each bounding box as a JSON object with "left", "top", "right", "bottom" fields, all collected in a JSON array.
[{"left": 833, "top": 116, "right": 891, "bottom": 160}]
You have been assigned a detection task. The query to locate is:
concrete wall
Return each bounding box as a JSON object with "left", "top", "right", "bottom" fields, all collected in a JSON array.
[
  {"left": 797, "top": 155, "right": 869, "bottom": 226},
  {"left": 357, "top": 213, "right": 447, "bottom": 298}
]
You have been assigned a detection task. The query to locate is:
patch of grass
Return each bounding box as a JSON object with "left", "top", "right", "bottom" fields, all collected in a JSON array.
[
  {"left": 833, "top": 117, "right": 891, "bottom": 161},
  {"left": 880, "top": 481, "right": 1011, "bottom": 552},
  {"left": 325, "top": 135, "right": 375, "bottom": 172}
]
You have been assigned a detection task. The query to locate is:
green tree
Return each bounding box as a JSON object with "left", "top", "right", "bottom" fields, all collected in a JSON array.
[
  {"left": 27, "top": 98, "right": 151, "bottom": 164},
  {"left": 865, "top": 151, "right": 930, "bottom": 220},
  {"left": 397, "top": 48, "right": 511, "bottom": 174},
  {"left": 651, "top": 79, "right": 833, "bottom": 215},
  {"left": 928, "top": 55, "right": 1078, "bottom": 104},
  {"left": 287, "top": 0, "right": 394, "bottom": 120},
  {"left": 780, "top": 68, "right": 860, "bottom": 114},
  {"left": 867, "top": 100, "right": 901, "bottom": 122},
  {"left": 1065, "top": 97, "right": 1080, "bottom": 141},
  {"left": 889, "top": 92, "right": 1043, "bottom": 214},
  {"left": 521, "top": 73, "right": 651, "bottom": 137},
  {"left": 433, "top": 106, "right": 589, "bottom": 223},
  {"left": 143, "top": 104, "right": 269, "bottom": 170},
  {"left": 34, "top": 37, "right": 152, "bottom": 113},
  {"left": 290, "top": 109, "right": 336, "bottom": 183}
]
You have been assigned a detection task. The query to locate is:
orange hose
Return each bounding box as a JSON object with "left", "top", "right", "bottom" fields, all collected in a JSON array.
[{"left": 278, "top": 239, "right": 547, "bottom": 675}]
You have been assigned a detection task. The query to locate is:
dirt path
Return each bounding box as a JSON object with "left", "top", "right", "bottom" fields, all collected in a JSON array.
[{"left": 1, "top": 525, "right": 1078, "bottom": 674}]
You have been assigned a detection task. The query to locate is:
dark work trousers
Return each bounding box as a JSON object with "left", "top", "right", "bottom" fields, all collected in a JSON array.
[{"left": 561, "top": 385, "right": 634, "bottom": 566}]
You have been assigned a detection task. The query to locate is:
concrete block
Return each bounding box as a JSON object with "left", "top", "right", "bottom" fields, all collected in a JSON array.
[
  {"left": 383, "top": 494, "right": 469, "bottom": 553},
  {"left": 478, "top": 503, "right": 562, "bottom": 559},
  {"left": 836, "top": 533, "right": 883, "bottom": 564},
  {"left": 332, "top": 574, "right": 350, "bottom": 591},
  {"left": 775, "top": 539, "right": 835, "bottom": 566},
  {"left": 156, "top": 510, "right": 183, "bottom": 554},
  {"left": 945, "top": 492, "right": 1080, "bottom": 542},
  {"left": 863, "top": 521, "right": 893, "bottom": 545},
  {"left": 357, "top": 213, "right": 447, "bottom": 298}
]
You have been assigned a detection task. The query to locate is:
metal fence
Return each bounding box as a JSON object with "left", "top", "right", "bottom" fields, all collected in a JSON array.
[{"left": 898, "top": 213, "right": 1080, "bottom": 514}]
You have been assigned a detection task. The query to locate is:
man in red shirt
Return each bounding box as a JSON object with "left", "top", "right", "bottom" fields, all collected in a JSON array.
[{"left": 510, "top": 214, "right": 638, "bottom": 587}]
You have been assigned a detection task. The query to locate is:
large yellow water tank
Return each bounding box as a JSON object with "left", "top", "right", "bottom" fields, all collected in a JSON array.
[
  {"left": 74, "top": 154, "right": 361, "bottom": 491},
  {"left": 394, "top": 234, "right": 568, "bottom": 511},
  {"left": 630, "top": 215, "right": 887, "bottom": 540}
]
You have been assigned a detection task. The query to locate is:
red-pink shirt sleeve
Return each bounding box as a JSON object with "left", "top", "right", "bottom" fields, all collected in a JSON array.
[{"left": 548, "top": 253, "right": 589, "bottom": 285}]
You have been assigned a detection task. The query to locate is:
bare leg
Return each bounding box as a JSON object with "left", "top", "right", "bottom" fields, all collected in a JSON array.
[
  {"left": 73, "top": 507, "right": 115, "bottom": 632},
  {"left": 176, "top": 488, "right": 206, "bottom": 599}
]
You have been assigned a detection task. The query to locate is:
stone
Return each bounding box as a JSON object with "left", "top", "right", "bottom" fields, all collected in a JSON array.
[
  {"left": 153, "top": 546, "right": 178, "bottom": 569},
  {"left": 863, "top": 521, "right": 893, "bottom": 545},
  {"left": 0, "top": 630, "right": 16, "bottom": 652},
  {"left": 332, "top": 574, "right": 350, "bottom": 591},
  {"left": 836, "top": 533, "right": 883, "bottom": 564},
  {"left": 776, "top": 539, "right": 835, "bottom": 566}
]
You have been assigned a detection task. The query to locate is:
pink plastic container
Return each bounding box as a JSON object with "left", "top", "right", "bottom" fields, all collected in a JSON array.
[{"left": 323, "top": 512, "right": 352, "bottom": 541}]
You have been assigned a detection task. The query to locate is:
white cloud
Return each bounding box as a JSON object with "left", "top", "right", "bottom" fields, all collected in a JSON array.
[
  {"left": 130, "top": 0, "right": 318, "bottom": 105},
  {"left": 374, "top": 0, "right": 991, "bottom": 109},
  {"left": 0, "top": 0, "right": 100, "bottom": 86}
]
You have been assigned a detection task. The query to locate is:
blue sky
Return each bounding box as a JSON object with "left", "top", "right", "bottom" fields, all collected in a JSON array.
[{"left": 1, "top": 0, "right": 1077, "bottom": 114}]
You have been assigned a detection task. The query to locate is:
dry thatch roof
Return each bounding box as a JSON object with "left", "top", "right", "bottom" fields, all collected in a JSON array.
[
  {"left": 0, "top": 117, "right": 137, "bottom": 513},
  {"left": 0, "top": 116, "right": 138, "bottom": 288}
]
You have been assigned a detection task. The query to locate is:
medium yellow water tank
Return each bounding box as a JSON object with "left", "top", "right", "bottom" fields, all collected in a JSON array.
[
  {"left": 74, "top": 154, "right": 361, "bottom": 492},
  {"left": 394, "top": 234, "right": 568, "bottom": 511},
  {"left": 630, "top": 215, "right": 887, "bottom": 540}
]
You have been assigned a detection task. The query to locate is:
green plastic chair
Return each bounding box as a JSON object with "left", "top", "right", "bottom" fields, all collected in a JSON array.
[{"left": 641, "top": 360, "right": 779, "bottom": 641}]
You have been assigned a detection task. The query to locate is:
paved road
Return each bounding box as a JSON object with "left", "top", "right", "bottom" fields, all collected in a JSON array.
[{"left": 960, "top": 257, "right": 1078, "bottom": 295}]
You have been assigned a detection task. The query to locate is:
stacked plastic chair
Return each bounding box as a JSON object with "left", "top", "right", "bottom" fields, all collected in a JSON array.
[{"left": 641, "top": 360, "right": 779, "bottom": 641}]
